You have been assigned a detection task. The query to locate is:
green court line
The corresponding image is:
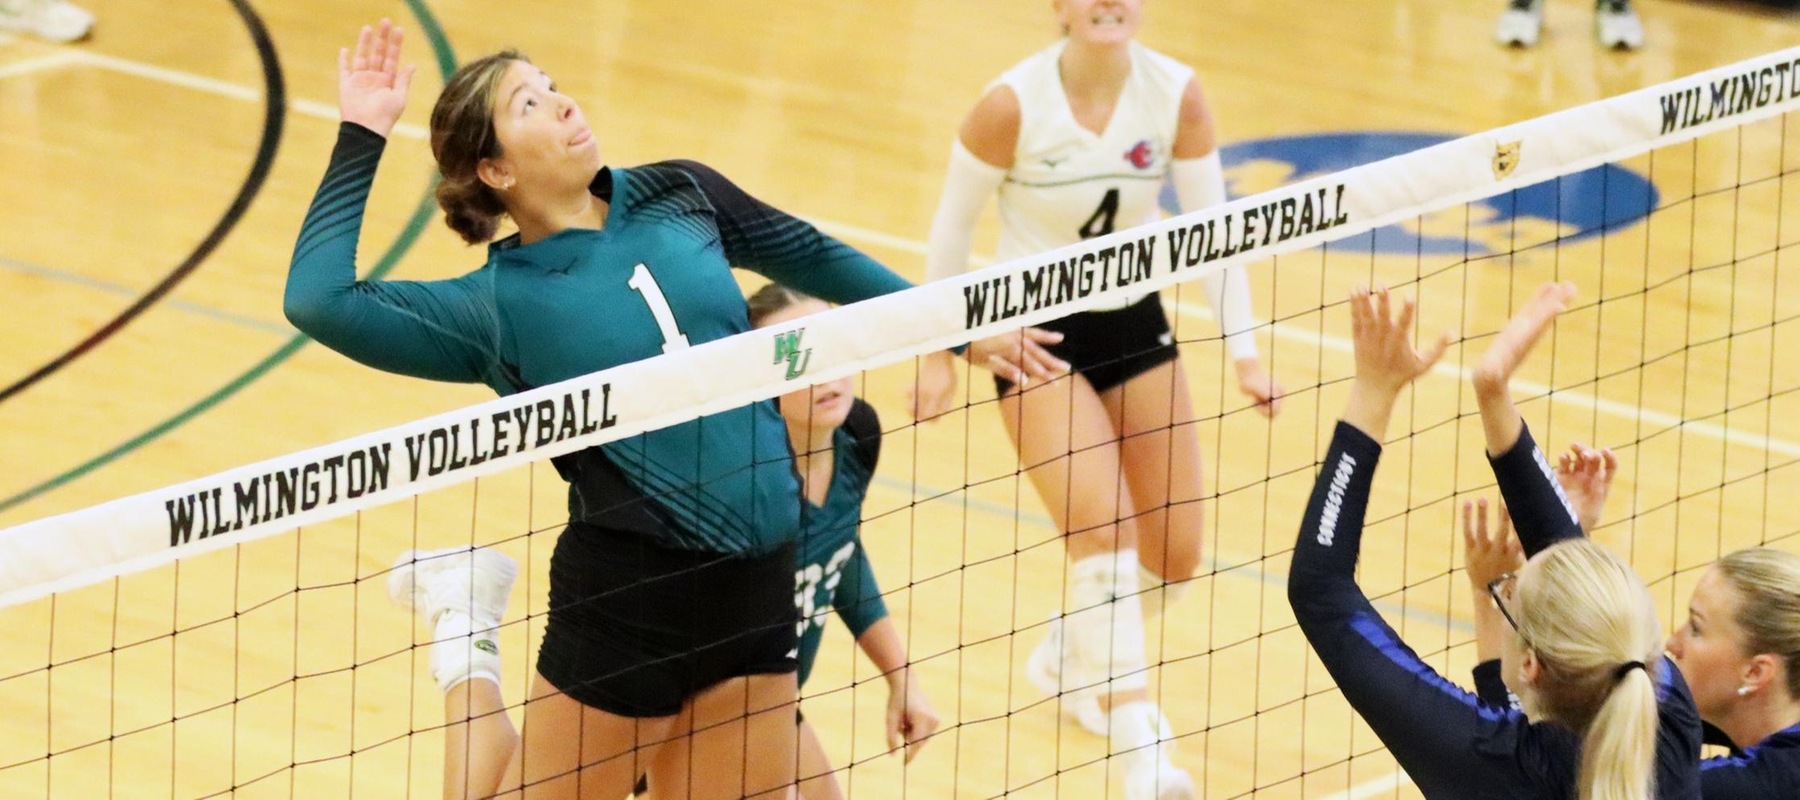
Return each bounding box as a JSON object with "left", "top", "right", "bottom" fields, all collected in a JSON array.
[{"left": 0, "top": 0, "right": 456, "bottom": 515}]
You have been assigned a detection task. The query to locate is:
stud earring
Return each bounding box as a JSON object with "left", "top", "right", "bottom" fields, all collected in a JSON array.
[{"left": 1738, "top": 685, "right": 1753, "bottom": 697}]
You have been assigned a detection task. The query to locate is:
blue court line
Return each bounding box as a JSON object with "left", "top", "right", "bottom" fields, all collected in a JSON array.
[
  {"left": 870, "top": 473, "right": 1477, "bottom": 637},
  {"left": 0, "top": 254, "right": 290, "bottom": 336}
]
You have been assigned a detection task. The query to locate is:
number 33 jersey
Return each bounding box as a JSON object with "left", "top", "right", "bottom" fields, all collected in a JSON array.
[{"left": 994, "top": 40, "right": 1192, "bottom": 310}]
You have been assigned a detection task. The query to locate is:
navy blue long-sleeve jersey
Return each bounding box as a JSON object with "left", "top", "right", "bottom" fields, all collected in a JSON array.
[
  {"left": 1473, "top": 426, "right": 1800, "bottom": 798},
  {"left": 1475, "top": 424, "right": 1800, "bottom": 798},
  {"left": 1476, "top": 664, "right": 1800, "bottom": 798},
  {"left": 1696, "top": 721, "right": 1800, "bottom": 797},
  {"left": 1288, "top": 421, "right": 1702, "bottom": 799}
]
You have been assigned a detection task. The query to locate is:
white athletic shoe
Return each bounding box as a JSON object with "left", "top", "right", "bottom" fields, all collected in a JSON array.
[
  {"left": 1494, "top": 0, "right": 1544, "bottom": 47},
  {"left": 1595, "top": 0, "right": 1644, "bottom": 50},
  {"left": 0, "top": 0, "right": 93, "bottom": 43},
  {"left": 390, "top": 546, "right": 518, "bottom": 625},
  {"left": 1026, "top": 617, "right": 1110, "bottom": 735},
  {"left": 1119, "top": 704, "right": 1195, "bottom": 800},
  {"left": 390, "top": 547, "right": 518, "bottom": 691}
]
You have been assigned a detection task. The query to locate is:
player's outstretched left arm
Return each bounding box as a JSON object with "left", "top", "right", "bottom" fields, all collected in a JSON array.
[
  {"left": 1289, "top": 290, "right": 1530, "bottom": 798},
  {"left": 1473, "top": 282, "right": 1591, "bottom": 556}
]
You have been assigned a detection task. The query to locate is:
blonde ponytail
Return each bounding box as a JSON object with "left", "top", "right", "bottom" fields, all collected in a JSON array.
[
  {"left": 1515, "top": 539, "right": 1663, "bottom": 800},
  {"left": 1577, "top": 663, "right": 1659, "bottom": 800}
]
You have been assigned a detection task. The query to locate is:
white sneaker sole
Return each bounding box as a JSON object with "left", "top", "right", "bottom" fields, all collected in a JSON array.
[
  {"left": 0, "top": 3, "right": 93, "bottom": 44},
  {"left": 388, "top": 546, "right": 519, "bottom": 616},
  {"left": 1494, "top": 9, "right": 1544, "bottom": 47}
]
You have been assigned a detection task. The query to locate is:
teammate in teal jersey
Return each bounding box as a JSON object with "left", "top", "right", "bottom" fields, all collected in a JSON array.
[
  {"left": 295, "top": 21, "right": 1056, "bottom": 800},
  {"left": 639, "top": 284, "right": 939, "bottom": 800}
]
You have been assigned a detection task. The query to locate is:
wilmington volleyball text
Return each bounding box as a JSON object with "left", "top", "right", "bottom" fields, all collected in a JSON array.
[
  {"left": 165, "top": 386, "right": 618, "bottom": 546},
  {"left": 963, "top": 184, "right": 1350, "bottom": 328}
]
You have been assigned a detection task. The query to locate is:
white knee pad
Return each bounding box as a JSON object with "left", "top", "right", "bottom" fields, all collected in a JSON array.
[{"left": 1062, "top": 549, "right": 1149, "bottom": 695}]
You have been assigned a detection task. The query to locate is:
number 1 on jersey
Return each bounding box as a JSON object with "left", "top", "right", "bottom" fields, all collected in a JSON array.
[
  {"left": 627, "top": 264, "right": 691, "bottom": 353},
  {"left": 1079, "top": 187, "right": 1121, "bottom": 240}
]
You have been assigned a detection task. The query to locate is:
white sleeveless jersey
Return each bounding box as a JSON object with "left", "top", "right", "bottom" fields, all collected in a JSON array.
[{"left": 994, "top": 40, "right": 1192, "bottom": 309}]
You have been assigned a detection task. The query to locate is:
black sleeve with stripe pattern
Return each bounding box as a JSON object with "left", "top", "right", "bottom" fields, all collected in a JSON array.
[
  {"left": 667, "top": 160, "right": 915, "bottom": 306},
  {"left": 284, "top": 122, "right": 498, "bottom": 384},
  {"left": 1487, "top": 422, "right": 1584, "bottom": 557}
]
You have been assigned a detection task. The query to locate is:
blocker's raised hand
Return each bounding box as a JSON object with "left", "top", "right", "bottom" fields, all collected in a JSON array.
[
  {"left": 1348, "top": 286, "right": 1450, "bottom": 395},
  {"left": 1555, "top": 442, "right": 1617, "bottom": 533}
]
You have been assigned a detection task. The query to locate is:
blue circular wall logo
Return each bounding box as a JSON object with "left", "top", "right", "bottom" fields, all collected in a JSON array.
[{"left": 1160, "top": 132, "right": 1659, "bottom": 256}]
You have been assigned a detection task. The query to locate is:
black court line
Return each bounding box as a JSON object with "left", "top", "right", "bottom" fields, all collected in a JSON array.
[{"left": 0, "top": 0, "right": 285, "bottom": 405}]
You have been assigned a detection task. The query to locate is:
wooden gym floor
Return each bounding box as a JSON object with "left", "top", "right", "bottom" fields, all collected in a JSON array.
[{"left": 1, "top": 0, "right": 1798, "bottom": 797}]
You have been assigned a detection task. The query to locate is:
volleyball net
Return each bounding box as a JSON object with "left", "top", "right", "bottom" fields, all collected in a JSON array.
[{"left": 3, "top": 46, "right": 1799, "bottom": 799}]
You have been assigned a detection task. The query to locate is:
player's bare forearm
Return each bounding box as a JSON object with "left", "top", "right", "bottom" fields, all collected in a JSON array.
[{"left": 855, "top": 618, "right": 911, "bottom": 688}]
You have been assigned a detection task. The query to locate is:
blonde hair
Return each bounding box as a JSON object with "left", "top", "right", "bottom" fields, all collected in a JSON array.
[
  {"left": 1516, "top": 539, "right": 1663, "bottom": 800},
  {"left": 428, "top": 50, "right": 528, "bottom": 245},
  {"left": 1714, "top": 548, "right": 1800, "bottom": 699}
]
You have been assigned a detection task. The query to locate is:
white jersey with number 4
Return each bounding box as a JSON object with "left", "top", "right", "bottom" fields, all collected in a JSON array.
[{"left": 995, "top": 39, "right": 1192, "bottom": 309}]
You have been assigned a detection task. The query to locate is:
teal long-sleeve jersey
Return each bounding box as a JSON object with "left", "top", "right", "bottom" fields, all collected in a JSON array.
[
  {"left": 792, "top": 398, "right": 888, "bottom": 686},
  {"left": 286, "top": 123, "right": 914, "bottom": 555}
]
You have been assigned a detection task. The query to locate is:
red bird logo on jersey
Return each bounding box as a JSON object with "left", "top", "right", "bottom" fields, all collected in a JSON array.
[{"left": 1124, "top": 140, "right": 1156, "bottom": 170}]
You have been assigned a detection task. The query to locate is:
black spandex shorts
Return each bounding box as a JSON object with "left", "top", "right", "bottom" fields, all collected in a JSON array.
[
  {"left": 994, "top": 292, "right": 1179, "bottom": 396},
  {"left": 535, "top": 521, "right": 799, "bottom": 718}
]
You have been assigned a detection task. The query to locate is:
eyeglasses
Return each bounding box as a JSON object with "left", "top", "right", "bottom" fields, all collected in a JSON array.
[{"left": 1487, "top": 572, "right": 1526, "bottom": 643}]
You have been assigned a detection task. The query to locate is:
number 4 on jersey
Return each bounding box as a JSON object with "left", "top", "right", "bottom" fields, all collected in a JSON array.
[
  {"left": 1079, "top": 187, "right": 1120, "bottom": 240},
  {"left": 627, "top": 263, "right": 691, "bottom": 353}
]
